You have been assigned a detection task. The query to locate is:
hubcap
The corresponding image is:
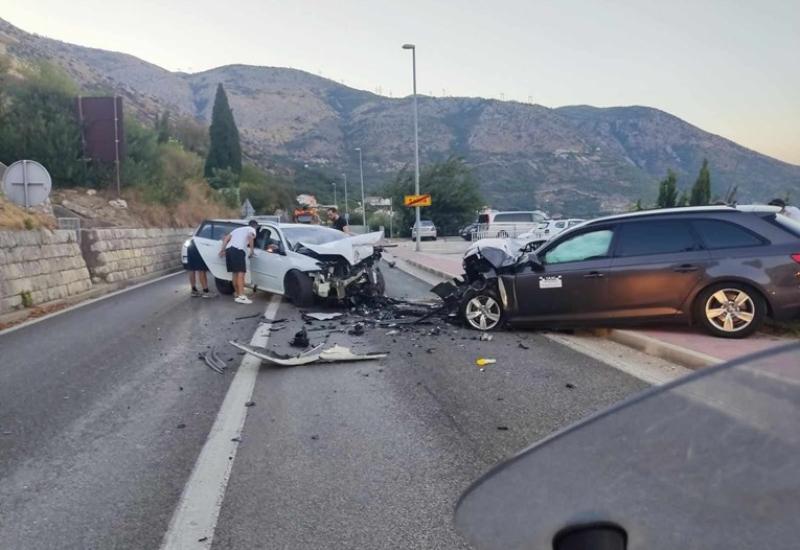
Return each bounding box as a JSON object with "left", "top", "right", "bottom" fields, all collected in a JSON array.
[
  {"left": 705, "top": 289, "right": 755, "bottom": 333},
  {"left": 465, "top": 295, "right": 501, "bottom": 331}
]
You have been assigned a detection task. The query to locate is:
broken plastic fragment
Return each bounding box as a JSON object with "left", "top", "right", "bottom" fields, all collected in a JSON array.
[
  {"left": 289, "top": 328, "right": 310, "bottom": 348},
  {"left": 480, "top": 333, "right": 493, "bottom": 342},
  {"left": 475, "top": 358, "right": 496, "bottom": 367},
  {"left": 229, "top": 341, "right": 387, "bottom": 366},
  {"left": 303, "top": 312, "right": 344, "bottom": 321}
]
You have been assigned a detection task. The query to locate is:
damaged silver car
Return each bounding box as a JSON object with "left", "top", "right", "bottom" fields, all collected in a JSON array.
[{"left": 187, "top": 219, "right": 386, "bottom": 306}]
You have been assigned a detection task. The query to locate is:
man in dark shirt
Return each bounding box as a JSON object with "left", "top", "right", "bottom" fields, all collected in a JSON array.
[{"left": 328, "top": 207, "right": 350, "bottom": 234}]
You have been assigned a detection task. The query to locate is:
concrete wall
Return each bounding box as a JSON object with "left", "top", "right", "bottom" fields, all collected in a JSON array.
[
  {"left": 0, "top": 227, "right": 192, "bottom": 316},
  {"left": 80, "top": 227, "right": 190, "bottom": 284},
  {"left": 0, "top": 230, "right": 93, "bottom": 313}
]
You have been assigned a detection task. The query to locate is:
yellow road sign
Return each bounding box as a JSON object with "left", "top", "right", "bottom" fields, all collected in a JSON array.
[{"left": 404, "top": 194, "right": 432, "bottom": 207}]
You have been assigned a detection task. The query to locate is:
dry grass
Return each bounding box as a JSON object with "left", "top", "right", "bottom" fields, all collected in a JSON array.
[
  {"left": 126, "top": 179, "right": 237, "bottom": 227},
  {"left": 0, "top": 195, "right": 56, "bottom": 230}
]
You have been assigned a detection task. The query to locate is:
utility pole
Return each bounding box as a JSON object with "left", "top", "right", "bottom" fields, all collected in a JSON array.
[
  {"left": 342, "top": 172, "right": 349, "bottom": 221},
  {"left": 355, "top": 148, "right": 366, "bottom": 230},
  {"left": 402, "top": 43, "right": 422, "bottom": 251}
]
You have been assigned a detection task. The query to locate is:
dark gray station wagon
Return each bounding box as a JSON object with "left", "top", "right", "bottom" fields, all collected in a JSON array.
[{"left": 462, "top": 206, "right": 800, "bottom": 337}]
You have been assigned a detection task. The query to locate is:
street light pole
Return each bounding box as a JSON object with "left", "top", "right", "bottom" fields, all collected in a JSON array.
[
  {"left": 331, "top": 181, "right": 337, "bottom": 208},
  {"left": 402, "top": 43, "right": 421, "bottom": 251},
  {"left": 342, "top": 172, "right": 349, "bottom": 221},
  {"left": 355, "top": 147, "right": 366, "bottom": 230}
]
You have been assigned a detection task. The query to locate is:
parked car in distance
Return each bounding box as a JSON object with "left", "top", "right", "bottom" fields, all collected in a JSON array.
[
  {"left": 476, "top": 210, "right": 549, "bottom": 239},
  {"left": 457, "top": 206, "right": 800, "bottom": 337},
  {"left": 460, "top": 222, "right": 479, "bottom": 241},
  {"left": 411, "top": 220, "right": 438, "bottom": 241}
]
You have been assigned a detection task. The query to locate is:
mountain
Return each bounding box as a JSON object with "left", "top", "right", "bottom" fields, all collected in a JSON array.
[{"left": 2, "top": 17, "right": 798, "bottom": 215}]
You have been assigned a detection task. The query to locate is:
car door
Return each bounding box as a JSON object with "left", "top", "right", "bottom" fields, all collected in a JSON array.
[
  {"left": 193, "top": 221, "right": 243, "bottom": 281},
  {"left": 249, "top": 225, "right": 294, "bottom": 293},
  {"left": 605, "top": 219, "right": 711, "bottom": 319},
  {"left": 512, "top": 226, "right": 616, "bottom": 321}
]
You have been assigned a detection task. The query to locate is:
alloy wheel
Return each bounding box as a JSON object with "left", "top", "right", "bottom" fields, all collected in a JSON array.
[
  {"left": 704, "top": 288, "right": 756, "bottom": 333},
  {"left": 465, "top": 295, "right": 502, "bottom": 331}
]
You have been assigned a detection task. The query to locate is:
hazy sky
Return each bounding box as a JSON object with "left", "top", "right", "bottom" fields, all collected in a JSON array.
[{"left": 3, "top": 0, "right": 799, "bottom": 164}]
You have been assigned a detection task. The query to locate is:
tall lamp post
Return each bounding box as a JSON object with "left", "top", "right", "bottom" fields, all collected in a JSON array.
[
  {"left": 355, "top": 147, "right": 366, "bottom": 230},
  {"left": 342, "top": 172, "right": 349, "bottom": 221},
  {"left": 331, "top": 181, "right": 338, "bottom": 208},
  {"left": 402, "top": 43, "right": 422, "bottom": 251}
]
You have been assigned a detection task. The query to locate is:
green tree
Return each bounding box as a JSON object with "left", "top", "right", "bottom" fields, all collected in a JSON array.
[
  {"left": 173, "top": 115, "right": 209, "bottom": 156},
  {"left": 0, "top": 60, "right": 83, "bottom": 186},
  {"left": 122, "top": 117, "right": 160, "bottom": 185},
  {"left": 204, "top": 83, "right": 241, "bottom": 178},
  {"left": 155, "top": 111, "right": 171, "bottom": 144},
  {"left": 238, "top": 164, "right": 294, "bottom": 214},
  {"left": 384, "top": 157, "right": 483, "bottom": 236},
  {"left": 677, "top": 191, "right": 689, "bottom": 207},
  {"left": 689, "top": 159, "right": 711, "bottom": 206},
  {"left": 655, "top": 169, "right": 678, "bottom": 208}
]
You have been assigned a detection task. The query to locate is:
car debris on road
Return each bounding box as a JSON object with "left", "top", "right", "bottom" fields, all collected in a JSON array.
[{"left": 229, "top": 341, "right": 387, "bottom": 367}]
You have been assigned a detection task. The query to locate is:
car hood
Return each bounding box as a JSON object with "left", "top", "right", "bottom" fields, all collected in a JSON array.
[
  {"left": 297, "top": 230, "right": 384, "bottom": 265},
  {"left": 464, "top": 238, "right": 526, "bottom": 269}
]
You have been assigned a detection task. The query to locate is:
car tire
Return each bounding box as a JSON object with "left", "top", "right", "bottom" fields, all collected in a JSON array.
[
  {"left": 461, "top": 287, "right": 504, "bottom": 331},
  {"left": 285, "top": 270, "right": 314, "bottom": 307},
  {"left": 215, "top": 277, "right": 234, "bottom": 295},
  {"left": 695, "top": 282, "right": 766, "bottom": 338}
]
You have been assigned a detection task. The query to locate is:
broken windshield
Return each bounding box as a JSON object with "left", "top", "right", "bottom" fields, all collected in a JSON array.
[{"left": 282, "top": 226, "right": 348, "bottom": 248}]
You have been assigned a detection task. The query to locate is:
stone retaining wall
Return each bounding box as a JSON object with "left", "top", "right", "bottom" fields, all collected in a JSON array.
[
  {"left": 80, "top": 228, "right": 190, "bottom": 284},
  {"left": 0, "top": 230, "right": 93, "bottom": 313}
]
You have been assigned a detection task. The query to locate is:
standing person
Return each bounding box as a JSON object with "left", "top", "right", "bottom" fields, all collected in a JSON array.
[
  {"left": 185, "top": 239, "right": 211, "bottom": 298},
  {"left": 219, "top": 220, "right": 258, "bottom": 304},
  {"left": 769, "top": 198, "right": 800, "bottom": 221},
  {"left": 328, "top": 207, "right": 350, "bottom": 234}
]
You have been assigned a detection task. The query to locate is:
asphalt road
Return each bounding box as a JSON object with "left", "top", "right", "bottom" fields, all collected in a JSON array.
[{"left": 0, "top": 265, "right": 649, "bottom": 549}]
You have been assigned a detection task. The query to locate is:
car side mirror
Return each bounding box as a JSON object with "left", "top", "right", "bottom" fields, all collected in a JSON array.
[{"left": 529, "top": 253, "right": 544, "bottom": 271}]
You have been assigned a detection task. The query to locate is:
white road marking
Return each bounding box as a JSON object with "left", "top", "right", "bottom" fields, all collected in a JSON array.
[
  {"left": 0, "top": 270, "right": 183, "bottom": 336},
  {"left": 544, "top": 332, "right": 692, "bottom": 386},
  {"left": 160, "top": 296, "right": 281, "bottom": 549}
]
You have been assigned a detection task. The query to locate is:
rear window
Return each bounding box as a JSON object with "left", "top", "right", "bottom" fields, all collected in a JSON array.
[
  {"left": 692, "top": 219, "right": 764, "bottom": 249},
  {"left": 478, "top": 214, "right": 490, "bottom": 224},
  {"left": 494, "top": 213, "right": 532, "bottom": 223},
  {"left": 615, "top": 221, "right": 699, "bottom": 257},
  {"left": 196, "top": 221, "right": 243, "bottom": 239}
]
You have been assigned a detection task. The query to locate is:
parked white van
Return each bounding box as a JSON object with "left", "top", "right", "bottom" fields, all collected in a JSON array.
[{"left": 475, "top": 210, "right": 548, "bottom": 239}]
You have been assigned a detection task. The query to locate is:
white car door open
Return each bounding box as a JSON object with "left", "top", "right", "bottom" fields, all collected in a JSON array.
[{"left": 250, "top": 226, "right": 292, "bottom": 293}]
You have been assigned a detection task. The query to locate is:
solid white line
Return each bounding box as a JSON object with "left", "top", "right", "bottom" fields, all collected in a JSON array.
[
  {"left": 544, "top": 332, "right": 691, "bottom": 386},
  {"left": 0, "top": 270, "right": 183, "bottom": 337},
  {"left": 160, "top": 295, "right": 281, "bottom": 550}
]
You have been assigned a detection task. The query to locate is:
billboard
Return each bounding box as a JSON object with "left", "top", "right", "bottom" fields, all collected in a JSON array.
[{"left": 76, "top": 96, "right": 126, "bottom": 163}]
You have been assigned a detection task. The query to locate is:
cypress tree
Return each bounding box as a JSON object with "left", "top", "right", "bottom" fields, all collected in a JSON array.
[
  {"left": 656, "top": 169, "right": 678, "bottom": 208},
  {"left": 689, "top": 159, "right": 711, "bottom": 206},
  {"left": 204, "top": 84, "right": 242, "bottom": 178}
]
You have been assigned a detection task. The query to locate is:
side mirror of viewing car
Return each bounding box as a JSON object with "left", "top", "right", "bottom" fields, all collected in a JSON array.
[{"left": 529, "top": 254, "right": 544, "bottom": 271}]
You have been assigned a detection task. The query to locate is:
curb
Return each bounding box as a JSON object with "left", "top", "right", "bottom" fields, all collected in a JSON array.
[
  {"left": 388, "top": 250, "right": 724, "bottom": 370},
  {"left": 592, "top": 328, "right": 721, "bottom": 370},
  {"left": 395, "top": 255, "right": 459, "bottom": 281}
]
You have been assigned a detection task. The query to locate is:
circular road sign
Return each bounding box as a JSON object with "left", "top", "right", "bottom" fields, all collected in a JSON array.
[{"left": 2, "top": 160, "right": 53, "bottom": 208}]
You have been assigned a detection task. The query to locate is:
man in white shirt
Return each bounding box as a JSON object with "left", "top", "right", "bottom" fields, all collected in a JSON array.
[
  {"left": 769, "top": 198, "right": 800, "bottom": 222},
  {"left": 219, "top": 220, "right": 258, "bottom": 304}
]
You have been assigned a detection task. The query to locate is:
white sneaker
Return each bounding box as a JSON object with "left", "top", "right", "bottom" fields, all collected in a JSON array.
[{"left": 235, "top": 295, "right": 253, "bottom": 304}]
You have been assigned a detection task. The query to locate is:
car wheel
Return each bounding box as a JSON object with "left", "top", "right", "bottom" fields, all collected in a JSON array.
[
  {"left": 284, "top": 270, "right": 314, "bottom": 307},
  {"left": 695, "top": 283, "right": 766, "bottom": 338},
  {"left": 461, "top": 288, "right": 504, "bottom": 331},
  {"left": 215, "top": 277, "right": 234, "bottom": 295}
]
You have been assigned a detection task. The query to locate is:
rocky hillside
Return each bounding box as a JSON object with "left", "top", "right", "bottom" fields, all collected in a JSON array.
[{"left": 2, "top": 17, "right": 798, "bottom": 215}]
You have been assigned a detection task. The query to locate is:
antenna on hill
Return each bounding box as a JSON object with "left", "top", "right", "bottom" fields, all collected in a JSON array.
[{"left": 500, "top": 93, "right": 505, "bottom": 101}]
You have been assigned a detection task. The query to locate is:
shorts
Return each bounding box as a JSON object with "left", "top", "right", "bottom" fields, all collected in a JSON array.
[
  {"left": 186, "top": 242, "right": 208, "bottom": 271},
  {"left": 225, "top": 247, "right": 247, "bottom": 273}
]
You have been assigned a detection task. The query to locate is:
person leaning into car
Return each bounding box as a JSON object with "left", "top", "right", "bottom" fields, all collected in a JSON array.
[{"left": 219, "top": 219, "right": 258, "bottom": 304}]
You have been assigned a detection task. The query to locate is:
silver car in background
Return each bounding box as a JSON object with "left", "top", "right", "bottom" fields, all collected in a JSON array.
[{"left": 411, "top": 220, "right": 438, "bottom": 241}]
